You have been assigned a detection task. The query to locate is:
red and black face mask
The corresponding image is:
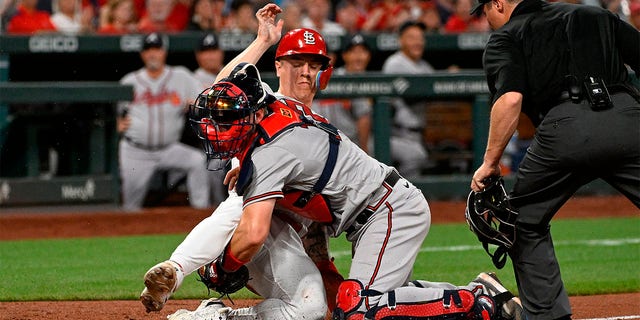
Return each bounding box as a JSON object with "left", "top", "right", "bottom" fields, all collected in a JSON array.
[{"left": 189, "top": 82, "right": 257, "bottom": 168}]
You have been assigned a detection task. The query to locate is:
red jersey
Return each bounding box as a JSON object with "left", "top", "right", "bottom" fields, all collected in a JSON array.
[{"left": 6, "top": 5, "right": 57, "bottom": 34}]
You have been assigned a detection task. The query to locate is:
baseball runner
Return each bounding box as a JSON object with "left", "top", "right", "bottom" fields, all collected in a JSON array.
[
  {"left": 118, "top": 32, "right": 211, "bottom": 211},
  {"left": 140, "top": 5, "right": 343, "bottom": 319},
  {"left": 205, "top": 7, "right": 347, "bottom": 310},
  {"left": 469, "top": 0, "right": 640, "bottom": 319},
  {"left": 178, "top": 60, "right": 524, "bottom": 320}
]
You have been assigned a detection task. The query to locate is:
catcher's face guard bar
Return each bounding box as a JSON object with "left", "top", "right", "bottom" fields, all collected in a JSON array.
[{"left": 465, "top": 176, "right": 518, "bottom": 269}]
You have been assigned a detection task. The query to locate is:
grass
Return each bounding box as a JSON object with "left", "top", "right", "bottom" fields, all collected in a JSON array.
[{"left": 0, "top": 217, "right": 638, "bottom": 301}]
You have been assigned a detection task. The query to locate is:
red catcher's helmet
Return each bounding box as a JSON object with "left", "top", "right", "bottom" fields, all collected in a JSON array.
[{"left": 275, "top": 28, "right": 331, "bottom": 69}]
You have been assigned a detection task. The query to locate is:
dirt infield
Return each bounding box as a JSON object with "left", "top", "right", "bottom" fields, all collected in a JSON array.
[{"left": 0, "top": 195, "right": 638, "bottom": 320}]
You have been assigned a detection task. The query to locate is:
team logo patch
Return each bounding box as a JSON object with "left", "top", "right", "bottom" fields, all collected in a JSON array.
[
  {"left": 280, "top": 108, "right": 293, "bottom": 118},
  {"left": 303, "top": 31, "right": 316, "bottom": 45}
]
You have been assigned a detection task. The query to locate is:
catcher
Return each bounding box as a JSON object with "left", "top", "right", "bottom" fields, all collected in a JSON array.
[{"left": 172, "top": 59, "right": 524, "bottom": 320}]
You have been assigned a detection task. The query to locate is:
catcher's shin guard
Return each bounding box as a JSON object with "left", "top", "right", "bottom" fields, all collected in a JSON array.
[
  {"left": 334, "top": 285, "right": 496, "bottom": 320},
  {"left": 370, "top": 289, "right": 495, "bottom": 320}
]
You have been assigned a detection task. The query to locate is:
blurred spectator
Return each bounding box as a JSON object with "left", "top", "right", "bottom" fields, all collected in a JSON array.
[
  {"left": 117, "top": 32, "right": 210, "bottom": 211},
  {"left": 443, "top": 0, "right": 488, "bottom": 33},
  {"left": 313, "top": 34, "right": 372, "bottom": 153},
  {"left": 630, "top": 0, "right": 640, "bottom": 30},
  {"left": 138, "top": 0, "right": 185, "bottom": 32},
  {"left": 335, "top": 0, "right": 362, "bottom": 33},
  {"left": 1, "top": 0, "right": 17, "bottom": 33},
  {"left": 223, "top": 0, "right": 258, "bottom": 33},
  {"left": 186, "top": 0, "right": 217, "bottom": 31},
  {"left": 435, "top": 0, "right": 454, "bottom": 26},
  {"left": 50, "top": 0, "right": 95, "bottom": 34},
  {"left": 192, "top": 32, "right": 228, "bottom": 205},
  {"left": 405, "top": 0, "right": 425, "bottom": 20},
  {"left": 167, "top": 0, "right": 192, "bottom": 30},
  {"left": 301, "top": 0, "right": 345, "bottom": 35},
  {"left": 209, "top": 0, "right": 227, "bottom": 30},
  {"left": 419, "top": 0, "right": 442, "bottom": 33},
  {"left": 335, "top": 0, "right": 371, "bottom": 33},
  {"left": 279, "top": 1, "right": 303, "bottom": 32},
  {"left": 98, "top": 0, "right": 139, "bottom": 34},
  {"left": 381, "top": 20, "right": 431, "bottom": 178},
  {"left": 361, "top": 0, "right": 409, "bottom": 32},
  {"left": 6, "top": 0, "right": 57, "bottom": 34}
]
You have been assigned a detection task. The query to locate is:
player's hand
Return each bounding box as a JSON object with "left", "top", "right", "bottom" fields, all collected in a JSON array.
[
  {"left": 471, "top": 162, "right": 501, "bottom": 192},
  {"left": 224, "top": 166, "right": 240, "bottom": 191},
  {"left": 255, "top": 3, "right": 283, "bottom": 47},
  {"left": 117, "top": 115, "right": 131, "bottom": 133}
]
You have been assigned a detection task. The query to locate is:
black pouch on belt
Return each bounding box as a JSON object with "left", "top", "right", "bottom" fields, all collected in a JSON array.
[{"left": 583, "top": 77, "right": 613, "bottom": 110}]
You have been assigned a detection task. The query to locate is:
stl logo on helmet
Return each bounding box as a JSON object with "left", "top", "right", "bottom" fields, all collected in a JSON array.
[{"left": 303, "top": 31, "right": 316, "bottom": 45}]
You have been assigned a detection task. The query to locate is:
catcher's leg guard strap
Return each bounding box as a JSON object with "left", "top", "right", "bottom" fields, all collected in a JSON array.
[{"left": 368, "top": 289, "right": 489, "bottom": 320}]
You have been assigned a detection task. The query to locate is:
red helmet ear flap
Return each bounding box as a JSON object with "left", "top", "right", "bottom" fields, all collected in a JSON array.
[{"left": 316, "top": 64, "right": 333, "bottom": 90}]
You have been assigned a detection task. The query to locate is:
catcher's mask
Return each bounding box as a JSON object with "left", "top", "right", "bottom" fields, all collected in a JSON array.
[
  {"left": 465, "top": 176, "right": 518, "bottom": 269},
  {"left": 189, "top": 63, "right": 267, "bottom": 169}
]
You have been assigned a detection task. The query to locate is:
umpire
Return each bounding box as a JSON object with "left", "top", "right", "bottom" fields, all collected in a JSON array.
[{"left": 469, "top": 0, "right": 640, "bottom": 319}]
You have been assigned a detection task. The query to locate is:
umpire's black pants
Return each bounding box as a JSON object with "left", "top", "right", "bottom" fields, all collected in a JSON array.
[{"left": 508, "top": 91, "right": 640, "bottom": 320}]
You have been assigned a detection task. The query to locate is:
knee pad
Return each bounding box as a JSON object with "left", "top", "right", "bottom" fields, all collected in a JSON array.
[
  {"left": 334, "top": 279, "right": 365, "bottom": 317},
  {"left": 333, "top": 279, "right": 383, "bottom": 320}
]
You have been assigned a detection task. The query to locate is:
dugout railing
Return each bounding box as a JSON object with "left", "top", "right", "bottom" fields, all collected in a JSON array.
[{"left": 0, "top": 73, "right": 491, "bottom": 206}]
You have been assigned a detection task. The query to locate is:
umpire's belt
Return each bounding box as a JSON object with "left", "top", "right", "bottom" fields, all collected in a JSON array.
[
  {"left": 346, "top": 170, "right": 401, "bottom": 235},
  {"left": 557, "top": 84, "right": 640, "bottom": 105},
  {"left": 123, "top": 136, "right": 169, "bottom": 151}
]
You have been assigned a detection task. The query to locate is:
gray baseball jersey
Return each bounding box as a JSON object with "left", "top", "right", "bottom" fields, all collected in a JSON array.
[
  {"left": 241, "top": 97, "right": 389, "bottom": 236},
  {"left": 237, "top": 95, "right": 500, "bottom": 312},
  {"left": 118, "top": 66, "right": 210, "bottom": 211},
  {"left": 120, "top": 66, "right": 201, "bottom": 147},
  {"left": 193, "top": 68, "right": 217, "bottom": 89}
]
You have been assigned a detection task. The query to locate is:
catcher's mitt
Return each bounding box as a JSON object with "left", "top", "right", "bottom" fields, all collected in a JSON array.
[
  {"left": 465, "top": 176, "right": 518, "bottom": 269},
  {"left": 197, "top": 258, "right": 250, "bottom": 296}
]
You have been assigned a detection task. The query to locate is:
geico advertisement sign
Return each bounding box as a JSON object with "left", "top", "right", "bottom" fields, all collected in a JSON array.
[{"left": 29, "top": 36, "right": 79, "bottom": 52}]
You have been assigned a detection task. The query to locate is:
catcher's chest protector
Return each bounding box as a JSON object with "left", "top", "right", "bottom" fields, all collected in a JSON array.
[{"left": 236, "top": 98, "right": 341, "bottom": 223}]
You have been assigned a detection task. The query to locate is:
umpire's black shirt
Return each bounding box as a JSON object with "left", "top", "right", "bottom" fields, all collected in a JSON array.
[{"left": 482, "top": 0, "right": 640, "bottom": 126}]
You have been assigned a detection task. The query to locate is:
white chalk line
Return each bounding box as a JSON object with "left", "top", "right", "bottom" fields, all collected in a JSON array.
[{"left": 332, "top": 238, "right": 640, "bottom": 258}]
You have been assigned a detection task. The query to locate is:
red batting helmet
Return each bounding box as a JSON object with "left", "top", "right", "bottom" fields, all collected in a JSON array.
[{"left": 275, "top": 28, "right": 331, "bottom": 69}]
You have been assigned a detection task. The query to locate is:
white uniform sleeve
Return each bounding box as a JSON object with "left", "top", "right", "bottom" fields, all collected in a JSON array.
[{"left": 169, "top": 157, "right": 244, "bottom": 275}]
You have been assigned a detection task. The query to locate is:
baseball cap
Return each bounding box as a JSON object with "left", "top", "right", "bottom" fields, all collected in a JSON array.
[
  {"left": 343, "top": 33, "right": 370, "bottom": 52},
  {"left": 142, "top": 32, "right": 164, "bottom": 50},
  {"left": 398, "top": 20, "right": 426, "bottom": 35},
  {"left": 470, "top": 0, "right": 491, "bottom": 16},
  {"left": 198, "top": 33, "right": 220, "bottom": 51}
]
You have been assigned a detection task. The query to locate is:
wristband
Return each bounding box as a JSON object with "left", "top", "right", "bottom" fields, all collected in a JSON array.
[{"left": 221, "top": 245, "right": 248, "bottom": 272}]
